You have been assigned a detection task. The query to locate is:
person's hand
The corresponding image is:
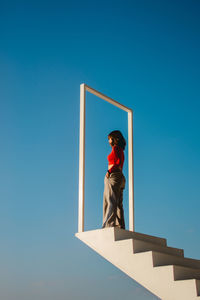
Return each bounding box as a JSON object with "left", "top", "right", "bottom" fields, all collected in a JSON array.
[{"left": 106, "top": 171, "right": 110, "bottom": 178}]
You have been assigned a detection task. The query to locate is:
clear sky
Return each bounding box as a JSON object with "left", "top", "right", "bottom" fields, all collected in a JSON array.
[{"left": 0, "top": 0, "right": 200, "bottom": 299}]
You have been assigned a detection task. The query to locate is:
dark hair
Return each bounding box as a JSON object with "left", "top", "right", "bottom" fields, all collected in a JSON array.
[{"left": 108, "top": 130, "right": 126, "bottom": 150}]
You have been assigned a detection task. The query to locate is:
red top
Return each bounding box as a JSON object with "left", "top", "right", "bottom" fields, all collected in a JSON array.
[{"left": 107, "top": 145, "right": 124, "bottom": 173}]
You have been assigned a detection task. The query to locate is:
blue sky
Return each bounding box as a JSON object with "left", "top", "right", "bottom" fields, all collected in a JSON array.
[{"left": 0, "top": 0, "right": 200, "bottom": 299}]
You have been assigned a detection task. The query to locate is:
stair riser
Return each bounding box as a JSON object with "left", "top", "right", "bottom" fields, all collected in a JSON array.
[
  {"left": 173, "top": 266, "right": 200, "bottom": 281},
  {"left": 114, "top": 230, "right": 167, "bottom": 246},
  {"left": 132, "top": 240, "right": 184, "bottom": 257},
  {"left": 152, "top": 252, "right": 200, "bottom": 269},
  {"left": 197, "top": 280, "right": 200, "bottom": 296}
]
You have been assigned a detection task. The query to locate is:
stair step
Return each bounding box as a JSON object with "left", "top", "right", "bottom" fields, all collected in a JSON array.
[
  {"left": 133, "top": 239, "right": 183, "bottom": 257},
  {"left": 115, "top": 238, "right": 184, "bottom": 257},
  {"left": 150, "top": 251, "right": 200, "bottom": 269},
  {"left": 155, "top": 265, "right": 200, "bottom": 280},
  {"left": 113, "top": 228, "right": 167, "bottom": 246},
  {"left": 174, "top": 266, "right": 200, "bottom": 281}
]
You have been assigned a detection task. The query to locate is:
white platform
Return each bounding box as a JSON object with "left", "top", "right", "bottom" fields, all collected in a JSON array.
[{"left": 76, "top": 228, "right": 200, "bottom": 300}]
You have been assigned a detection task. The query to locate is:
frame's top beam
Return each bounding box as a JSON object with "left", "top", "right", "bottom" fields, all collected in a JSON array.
[{"left": 81, "top": 83, "right": 132, "bottom": 113}]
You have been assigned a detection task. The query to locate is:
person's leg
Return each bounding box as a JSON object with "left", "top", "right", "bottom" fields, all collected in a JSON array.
[
  {"left": 116, "top": 189, "right": 125, "bottom": 229},
  {"left": 116, "top": 174, "right": 126, "bottom": 229},
  {"left": 102, "top": 177, "right": 108, "bottom": 226},
  {"left": 102, "top": 176, "right": 117, "bottom": 228}
]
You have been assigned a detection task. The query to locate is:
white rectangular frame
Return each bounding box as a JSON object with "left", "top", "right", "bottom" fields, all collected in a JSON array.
[{"left": 78, "top": 84, "right": 134, "bottom": 232}]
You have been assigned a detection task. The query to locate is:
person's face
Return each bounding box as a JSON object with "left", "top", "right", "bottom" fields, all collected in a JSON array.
[{"left": 108, "top": 137, "right": 112, "bottom": 146}]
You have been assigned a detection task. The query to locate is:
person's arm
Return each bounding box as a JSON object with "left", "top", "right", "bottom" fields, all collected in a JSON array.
[{"left": 106, "top": 170, "right": 110, "bottom": 178}]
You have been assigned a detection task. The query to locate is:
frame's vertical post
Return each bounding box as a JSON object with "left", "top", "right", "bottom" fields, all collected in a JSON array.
[
  {"left": 128, "top": 110, "right": 134, "bottom": 231},
  {"left": 78, "top": 84, "right": 86, "bottom": 232}
]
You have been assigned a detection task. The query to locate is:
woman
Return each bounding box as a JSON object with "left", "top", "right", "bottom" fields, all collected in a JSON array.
[{"left": 102, "top": 130, "right": 126, "bottom": 229}]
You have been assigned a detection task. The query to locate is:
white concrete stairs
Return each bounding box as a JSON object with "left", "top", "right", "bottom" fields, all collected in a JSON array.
[{"left": 75, "top": 228, "right": 200, "bottom": 300}]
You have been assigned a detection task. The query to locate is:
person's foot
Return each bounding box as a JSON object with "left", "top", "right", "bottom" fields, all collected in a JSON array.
[{"left": 114, "top": 225, "right": 125, "bottom": 229}]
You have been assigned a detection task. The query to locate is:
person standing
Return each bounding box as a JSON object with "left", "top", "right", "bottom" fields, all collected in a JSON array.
[{"left": 102, "top": 130, "right": 126, "bottom": 229}]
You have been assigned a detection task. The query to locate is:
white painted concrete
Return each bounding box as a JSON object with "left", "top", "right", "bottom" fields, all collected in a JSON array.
[
  {"left": 128, "top": 110, "right": 134, "bottom": 231},
  {"left": 78, "top": 84, "right": 134, "bottom": 232},
  {"left": 76, "top": 228, "right": 200, "bottom": 299},
  {"left": 78, "top": 84, "right": 86, "bottom": 232}
]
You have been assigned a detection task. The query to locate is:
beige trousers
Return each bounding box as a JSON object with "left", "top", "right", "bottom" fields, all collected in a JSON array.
[{"left": 102, "top": 171, "right": 125, "bottom": 229}]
